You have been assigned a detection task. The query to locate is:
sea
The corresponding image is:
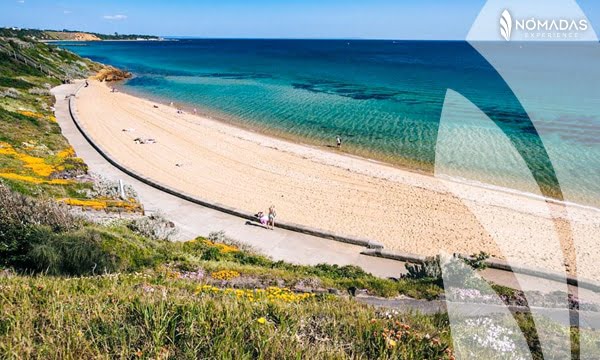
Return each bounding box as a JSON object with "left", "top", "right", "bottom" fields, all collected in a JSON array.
[{"left": 57, "top": 39, "right": 600, "bottom": 209}]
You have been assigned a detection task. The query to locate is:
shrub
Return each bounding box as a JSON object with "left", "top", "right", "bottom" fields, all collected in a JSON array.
[
  {"left": 310, "top": 263, "right": 371, "bottom": 280},
  {"left": 207, "top": 230, "right": 253, "bottom": 252},
  {"left": 201, "top": 246, "right": 222, "bottom": 261},
  {"left": 0, "top": 76, "right": 33, "bottom": 89},
  {"left": 0, "top": 182, "right": 80, "bottom": 232},
  {"left": 404, "top": 256, "right": 442, "bottom": 281},
  {"left": 27, "top": 87, "right": 50, "bottom": 96},
  {"left": 463, "top": 251, "right": 490, "bottom": 270},
  {"left": 84, "top": 174, "right": 138, "bottom": 200},
  {"left": 0, "top": 183, "right": 82, "bottom": 269},
  {"left": 0, "top": 87, "right": 20, "bottom": 99},
  {"left": 128, "top": 212, "right": 178, "bottom": 241},
  {"left": 27, "top": 228, "right": 119, "bottom": 275},
  {"left": 0, "top": 184, "right": 135, "bottom": 275},
  {"left": 207, "top": 230, "right": 228, "bottom": 243}
]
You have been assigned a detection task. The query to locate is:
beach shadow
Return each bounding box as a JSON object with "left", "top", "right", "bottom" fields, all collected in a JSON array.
[{"left": 245, "top": 220, "right": 268, "bottom": 229}]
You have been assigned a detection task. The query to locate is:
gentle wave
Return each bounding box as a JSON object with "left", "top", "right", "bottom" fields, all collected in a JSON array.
[{"left": 60, "top": 39, "right": 600, "bottom": 207}]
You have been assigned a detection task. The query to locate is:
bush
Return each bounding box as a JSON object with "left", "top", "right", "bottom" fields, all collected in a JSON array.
[
  {"left": 462, "top": 251, "right": 490, "bottom": 270},
  {"left": 201, "top": 247, "right": 222, "bottom": 261},
  {"left": 0, "top": 184, "right": 132, "bottom": 275},
  {"left": 0, "top": 183, "right": 82, "bottom": 269},
  {"left": 0, "top": 87, "right": 20, "bottom": 99},
  {"left": 84, "top": 174, "right": 138, "bottom": 199},
  {"left": 27, "top": 228, "right": 119, "bottom": 275},
  {"left": 0, "top": 76, "right": 33, "bottom": 89},
  {"left": 27, "top": 87, "right": 50, "bottom": 96},
  {"left": 128, "top": 212, "right": 178, "bottom": 241},
  {"left": 313, "top": 264, "right": 371, "bottom": 280},
  {"left": 207, "top": 230, "right": 254, "bottom": 252},
  {"left": 0, "top": 182, "right": 80, "bottom": 232},
  {"left": 403, "top": 256, "right": 442, "bottom": 281}
]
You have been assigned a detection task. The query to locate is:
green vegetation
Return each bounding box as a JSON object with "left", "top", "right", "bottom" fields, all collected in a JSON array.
[
  {"left": 0, "top": 30, "right": 93, "bottom": 198},
  {"left": 0, "top": 27, "right": 160, "bottom": 41},
  {"left": 0, "top": 183, "right": 440, "bottom": 299},
  {"left": 462, "top": 251, "right": 491, "bottom": 270},
  {"left": 0, "top": 29, "right": 141, "bottom": 211},
  {"left": 0, "top": 27, "right": 596, "bottom": 359},
  {"left": 2, "top": 183, "right": 594, "bottom": 358},
  {"left": 0, "top": 182, "right": 455, "bottom": 358},
  {"left": 0, "top": 273, "right": 454, "bottom": 359}
]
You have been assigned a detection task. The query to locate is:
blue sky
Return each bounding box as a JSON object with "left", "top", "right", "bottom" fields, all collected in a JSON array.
[{"left": 1, "top": 0, "right": 599, "bottom": 39}]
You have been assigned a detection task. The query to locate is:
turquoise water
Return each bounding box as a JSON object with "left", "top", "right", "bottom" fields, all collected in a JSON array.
[{"left": 59, "top": 40, "right": 600, "bottom": 207}]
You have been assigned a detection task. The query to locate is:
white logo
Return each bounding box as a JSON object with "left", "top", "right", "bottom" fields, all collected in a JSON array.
[
  {"left": 500, "top": 9, "right": 513, "bottom": 41},
  {"left": 499, "top": 9, "right": 589, "bottom": 41}
]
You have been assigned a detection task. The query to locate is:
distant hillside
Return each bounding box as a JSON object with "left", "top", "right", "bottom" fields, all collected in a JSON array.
[
  {"left": 43, "top": 31, "right": 102, "bottom": 41},
  {"left": 0, "top": 27, "right": 160, "bottom": 41}
]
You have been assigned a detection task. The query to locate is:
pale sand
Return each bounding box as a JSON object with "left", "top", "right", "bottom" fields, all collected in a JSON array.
[{"left": 75, "top": 81, "right": 600, "bottom": 279}]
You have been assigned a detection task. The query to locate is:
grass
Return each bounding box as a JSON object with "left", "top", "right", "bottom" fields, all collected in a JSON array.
[
  {"left": 0, "top": 271, "right": 455, "bottom": 359},
  {"left": 0, "top": 38, "right": 87, "bottom": 197},
  {"left": 36, "top": 221, "right": 443, "bottom": 298},
  {"left": 1, "top": 260, "right": 596, "bottom": 359},
  {"left": 0, "top": 33, "right": 140, "bottom": 209},
  {"left": 0, "top": 27, "right": 597, "bottom": 358}
]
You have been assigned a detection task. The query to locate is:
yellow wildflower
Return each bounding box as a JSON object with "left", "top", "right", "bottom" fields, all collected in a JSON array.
[
  {"left": 211, "top": 270, "right": 240, "bottom": 281},
  {"left": 0, "top": 173, "right": 70, "bottom": 185},
  {"left": 57, "top": 147, "right": 76, "bottom": 159},
  {"left": 203, "top": 239, "right": 239, "bottom": 253}
]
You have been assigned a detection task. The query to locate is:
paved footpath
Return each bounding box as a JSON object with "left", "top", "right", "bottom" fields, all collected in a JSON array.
[
  {"left": 52, "top": 83, "right": 600, "bottom": 308},
  {"left": 52, "top": 83, "right": 407, "bottom": 279}
]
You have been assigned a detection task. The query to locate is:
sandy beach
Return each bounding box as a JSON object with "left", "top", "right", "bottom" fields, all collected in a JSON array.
[{"left": 74, "top": 80, "right": 600, "bottom": 279}]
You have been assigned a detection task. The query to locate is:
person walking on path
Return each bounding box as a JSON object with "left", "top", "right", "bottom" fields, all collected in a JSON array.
[
  {"left": 336, "top": 136, "right": 342, "bottom": 149},
  {"left": 268, "top": 205, "right": 277, "bottom": 230}
]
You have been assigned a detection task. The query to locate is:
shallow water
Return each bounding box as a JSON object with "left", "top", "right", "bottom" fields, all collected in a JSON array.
[{"left": 59, "top": 39, "right": 600, "bottom": 207}]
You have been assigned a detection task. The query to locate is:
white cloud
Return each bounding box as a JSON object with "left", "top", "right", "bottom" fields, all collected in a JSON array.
[
  {"left": 63, "top": 10, "right": 72, "bottom": 15},
  {"left": 103, "top": 14, "right": 127, "bottom": 21},
  {"left": 17, "top": 0, "right": 25, "bottom": 3}
]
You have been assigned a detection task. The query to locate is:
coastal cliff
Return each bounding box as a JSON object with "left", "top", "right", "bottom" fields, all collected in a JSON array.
[
  {"left": 93, "top": 66, "right": 133, "bottom": 82},
  {"left": 44, "top": 31, "right": 102, "bottom": 41}
]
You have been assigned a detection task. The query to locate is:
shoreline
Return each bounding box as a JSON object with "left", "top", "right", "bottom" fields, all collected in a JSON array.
[
  {"left": 116, "top": 81, "right": 436, "bottom": 175},
  {"left": 117, "top": 81, "right": 598, "bottom": 213},
  {"left": 74, "top": 80, "right": 600, "bottom": 277}
]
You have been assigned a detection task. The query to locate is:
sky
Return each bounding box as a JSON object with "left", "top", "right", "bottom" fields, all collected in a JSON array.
[{"left": 1, "top": 0, "right": 599, "bottom": 40}]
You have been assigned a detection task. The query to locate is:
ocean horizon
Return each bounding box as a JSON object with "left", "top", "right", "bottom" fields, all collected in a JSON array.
[{"left": 59, "top": 39, "right": 600, "bottom": 208}]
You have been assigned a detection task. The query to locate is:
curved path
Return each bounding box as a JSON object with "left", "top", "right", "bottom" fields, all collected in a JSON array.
[
  {"left": 52, "top": 82, "right": 600, "bottom": 308},
  {"left": 52, "top": 82, "right": 405, "bottom": 278}
]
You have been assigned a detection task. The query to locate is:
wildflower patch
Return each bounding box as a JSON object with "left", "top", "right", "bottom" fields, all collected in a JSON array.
[
  {"left": 211, "top": 270, "right": 240, "bottom": 281},
  {"left": 195, "top": 285, "right": 316, "bottom": 303}
]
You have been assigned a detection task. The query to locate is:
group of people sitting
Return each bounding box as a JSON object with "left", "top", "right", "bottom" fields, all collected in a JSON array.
[{"left": 256, "top": 205, "right": 277, "bottom": 230}]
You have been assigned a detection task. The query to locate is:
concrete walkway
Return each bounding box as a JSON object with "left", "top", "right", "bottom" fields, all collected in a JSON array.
[
  {"left": 356, "top": 296, "right": 600, "bottom": 329},
  {"left": 52, "top": 83, "right": 406, "bottom": 279},
  {"left": 51, "top": 82, "right": 600, "bottom": 307}
]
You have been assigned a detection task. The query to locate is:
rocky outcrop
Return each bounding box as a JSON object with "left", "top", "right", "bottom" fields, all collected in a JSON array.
[{"left": 93, "top": 67, "right": 132, "bottom": 82}]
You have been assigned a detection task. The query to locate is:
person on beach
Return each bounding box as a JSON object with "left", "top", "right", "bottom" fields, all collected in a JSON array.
[
  {"left": 257, "top": 211, "right": 269, "bottom": 227},
  {"left": 268, "top": 205, "right": 277, "bottom": 230},
  {"left": 336, "top": 136, "right": 342, "bottom": 148},
  {"left": 193, "top": 108, "right": 197, "bottom": 115}
]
